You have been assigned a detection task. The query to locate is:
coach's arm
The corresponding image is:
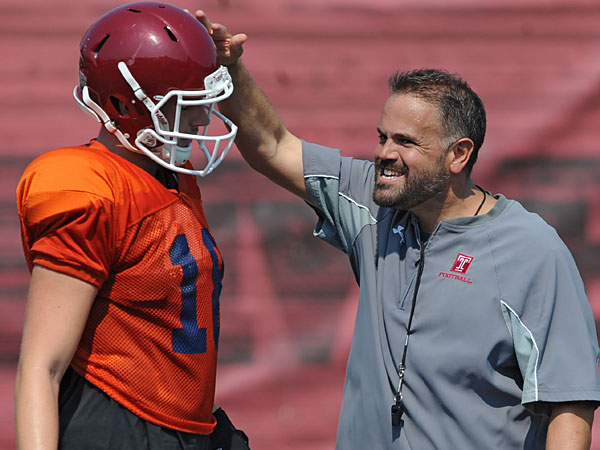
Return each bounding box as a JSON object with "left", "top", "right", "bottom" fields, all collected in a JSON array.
[{"left": 195, "top": 11, "right": 309, "bottom": 204}]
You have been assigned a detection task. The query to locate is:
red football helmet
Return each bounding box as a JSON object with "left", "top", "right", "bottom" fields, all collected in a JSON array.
[{"left": 74, "top": 2, "right": 236, "bottom": 176}]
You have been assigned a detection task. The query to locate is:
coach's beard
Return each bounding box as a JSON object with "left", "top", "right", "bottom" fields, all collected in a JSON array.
[{"left": 373, "top": 162, "right": 450, "bottom": 211}]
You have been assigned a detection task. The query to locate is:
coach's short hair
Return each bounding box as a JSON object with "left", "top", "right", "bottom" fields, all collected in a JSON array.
[{"left": 388, "top": 69, "right": 486, "bottom": 175}]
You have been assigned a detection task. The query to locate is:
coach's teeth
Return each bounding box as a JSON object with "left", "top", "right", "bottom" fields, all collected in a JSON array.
[{"left": 383, "top": 168, "right": 403, "bottom": 177}]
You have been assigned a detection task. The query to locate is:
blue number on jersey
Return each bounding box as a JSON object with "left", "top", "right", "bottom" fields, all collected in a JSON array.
[
  {"left": 170, "top": 234, "right": 206, "bottom": 354},
  {"left": 202, "top": 229, "right": 222, "bottom": 350},
  {"left": 170, "top": 233, "right": 222, "bottom": 354}
]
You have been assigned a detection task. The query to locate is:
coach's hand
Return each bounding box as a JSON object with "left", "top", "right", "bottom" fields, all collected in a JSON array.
[{"left": 195, "top": 10, "right": 247, "bottom": 67}]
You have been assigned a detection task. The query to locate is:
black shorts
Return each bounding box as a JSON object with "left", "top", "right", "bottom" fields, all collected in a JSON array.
[{"left": 58, "top": 367, "right": 211, "bottom": 450}]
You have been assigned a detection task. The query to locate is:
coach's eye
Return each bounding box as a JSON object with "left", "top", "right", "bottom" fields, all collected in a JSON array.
[{"left": 394, "top": 137, "right": 414, "bottom": 146}]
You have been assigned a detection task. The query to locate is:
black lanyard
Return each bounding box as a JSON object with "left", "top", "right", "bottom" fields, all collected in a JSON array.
[{"left": 392, "top": 240, "right": 426, "bottom": 426}]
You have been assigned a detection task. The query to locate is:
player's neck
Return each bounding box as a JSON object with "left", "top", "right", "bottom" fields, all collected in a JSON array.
[{"left": 96, "top": 127, "right": 159, "bottom": 175}]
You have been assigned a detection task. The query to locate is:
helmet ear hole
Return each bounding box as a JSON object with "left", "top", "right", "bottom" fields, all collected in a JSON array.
[{"left": 109, "top": 96, "right": 130, "bottom": 116}]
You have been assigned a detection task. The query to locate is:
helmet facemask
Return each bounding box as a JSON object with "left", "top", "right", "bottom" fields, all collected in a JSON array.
[{"left": 120, "top": 63, "right": 237, "bottom": 177}]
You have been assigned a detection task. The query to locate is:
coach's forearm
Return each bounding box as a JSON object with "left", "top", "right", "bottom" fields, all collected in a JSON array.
[
  {"left": 220, "top": 59, "right": 307, "bottom": 199},
  {"left": 221, "top": 59, "right": 287, "bottom": 170}
]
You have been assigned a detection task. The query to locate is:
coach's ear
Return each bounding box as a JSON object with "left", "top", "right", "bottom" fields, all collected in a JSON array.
[{"left": 447, "top": 138, "right": 474, "bottom": 175}]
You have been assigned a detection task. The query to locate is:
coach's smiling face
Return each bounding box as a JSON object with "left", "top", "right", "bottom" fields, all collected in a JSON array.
[{"left": 372, "top": 93, "right": 451, "bottom": 211}]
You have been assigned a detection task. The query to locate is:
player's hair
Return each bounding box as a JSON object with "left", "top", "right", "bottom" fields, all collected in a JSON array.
[{"left": 388, "top": 69, "right": 486, "bottom": 176}]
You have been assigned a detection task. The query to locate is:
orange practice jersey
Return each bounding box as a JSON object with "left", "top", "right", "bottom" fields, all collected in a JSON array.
[{"left": 17, "top": 141, "right": 223, "bottom": 434}]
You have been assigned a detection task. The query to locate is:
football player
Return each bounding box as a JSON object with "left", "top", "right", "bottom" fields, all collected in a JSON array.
[{"left": 15, "top": 2, "right": 248, "bottom": 449}]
